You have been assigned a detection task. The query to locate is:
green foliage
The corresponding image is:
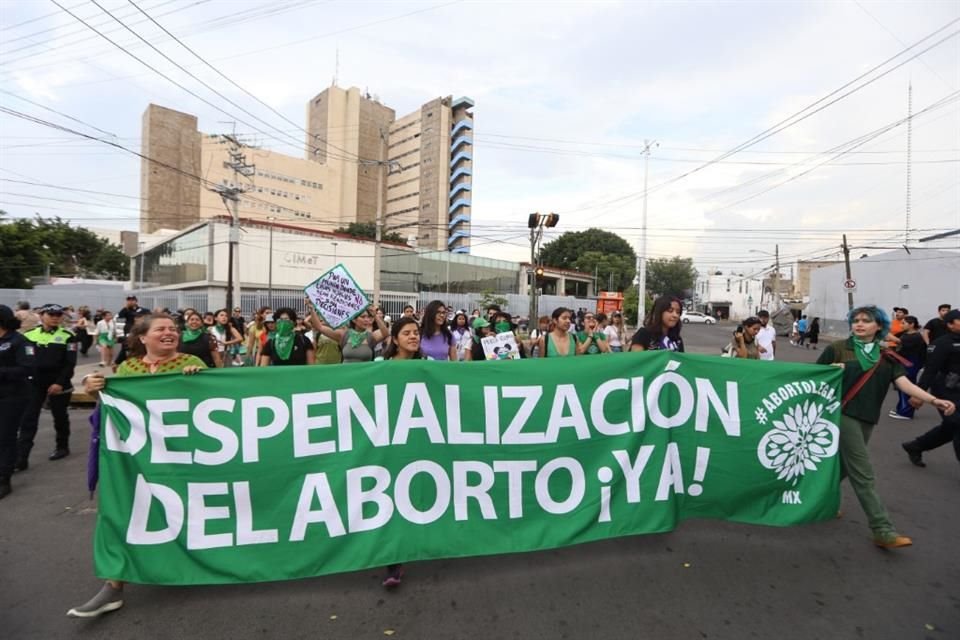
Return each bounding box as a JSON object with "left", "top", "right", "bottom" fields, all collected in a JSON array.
[
  {"left": 0, "top": 211, "right": 129, "bottom": 288},
  {"left": 646, "top": 256, "right": 697, "bottom": 298},
  {"left": 571, "top": 251, "right": 636, "bottom": 292},
  {"left": 478, "top": 289, "right": 508, "bottom": 311},
  {"left": 538, "top": 228, "right": 637, "bottom": 272},
  {"left": 622, "top": 286, "right": 654, "bottom": 328},
  {"left": 334, "top": 222, "right": 406, "bottom": 244}
]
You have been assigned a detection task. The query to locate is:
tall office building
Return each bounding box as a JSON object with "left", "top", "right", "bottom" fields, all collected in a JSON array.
[{"left": 141, "top": 85, "right": 474, "bottom": 252}]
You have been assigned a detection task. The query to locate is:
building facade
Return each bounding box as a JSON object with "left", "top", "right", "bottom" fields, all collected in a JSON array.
[{"left": 141, "top": 85, "right": 474, "bottom": 253}]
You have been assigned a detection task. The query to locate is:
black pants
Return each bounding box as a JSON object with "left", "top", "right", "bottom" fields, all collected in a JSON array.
[
  {"left": 78, "top": 332, "right": 93, "bottom": 356},
  {"left": 911, "top": 405, "right": 960, "bottom": 462},
  {"left": 17, "top": 381, "right": 72, "bottom": 461},
  {"left": 0, "top": 395, "right": 29, "bottom": 479}
]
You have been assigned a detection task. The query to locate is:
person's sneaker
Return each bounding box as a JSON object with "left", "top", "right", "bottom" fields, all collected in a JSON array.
[
  {"left": 382, "top": 565, "right": 404, "bottom": 588},
  {"left": 901, "top": 442, "right": 926, "bottom": 467},
  {"left": 888, "top": 411, "right": 911, "bottom": 420},
  {"left": 48, "top": 448, "right": 70, "bottom": 461},
  {"left": 0, "top": 478, "right": 11, "bottom": 500},
  {"left": 66, "top": 583, "right": 124, "bottom": 618},
  {"left": 873, "top": 533, "right": 913, "bottom": 549}
]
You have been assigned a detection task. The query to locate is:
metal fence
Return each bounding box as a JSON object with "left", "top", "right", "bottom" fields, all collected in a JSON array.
[{"left": 1, "top": 286, "right": 598, "bottom": 323}]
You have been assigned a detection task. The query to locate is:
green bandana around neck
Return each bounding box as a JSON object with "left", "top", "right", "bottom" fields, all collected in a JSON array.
[
  {"left": 213, "top": 323, "right": 227, "bottom": 336},
  {"left": 347, "top": 328, "right": 368, "bottom": 349},
  {"left": 181, "top": 326, "right": 204, "bottom": 343},
  {"left": 273, "top": 319, "right": 296, "bottom": 360},
  {"left": 851, "top": 336, "right": 880, "bottom": 372}
]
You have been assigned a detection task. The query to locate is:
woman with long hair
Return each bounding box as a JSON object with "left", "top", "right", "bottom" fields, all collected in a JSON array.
[
  {"left": 178, "top": 310, "right": 221, "bottom": 368},
  {"left": 210, "top": 308, "right": 244, "bottom": 366},
  {"left": 450, "top": 311, "right": 473, "bottom": 361},
  {"left": 75, "top": 307, "right": 94, "bottom": 357},
  {"left": 307, "top": 302, "right": 387, "bottom": 364},
  {"left": 259, "top": 307, "right": 315, "bottom": 366},
  {"left": 381, "top": 316, "right": 424, "bottom": 361},
  {"left": 604, "top": 312, "right": 626, "bottom": 352},
  {"left": 816, "top": 305, "right": 954, "bottom": 549},
  {"left": 536, "top": 307, "right": 586, "bottom": 357},
  {"left": 630, "top": 297, "right": 684, "bottom": 352},
  {"left": 890, "top": 315, "right": 926, "bottom": 420},
  {"left": 245, "top": 306, "right": 271, "bottom": 365},
  {"left": 69, "top": 313, "right": 205, "bottom": 618},
  {"left": 806, "top": 317, "right": 821, "bottom": 350},
  {"left": 419, "top": 300, "right": 457, "bottom": 361},
  {"left": 95, "top": 310, "right": 117, "bottom": 367}
]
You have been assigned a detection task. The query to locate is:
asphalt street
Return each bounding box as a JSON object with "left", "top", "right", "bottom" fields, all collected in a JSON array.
[{"left": 1, "top": 323, "right": 957, "bottom": 640}]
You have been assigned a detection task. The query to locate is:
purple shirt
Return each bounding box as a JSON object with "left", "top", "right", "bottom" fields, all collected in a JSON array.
[{"left": 420, "top": 332, "right": 453, "bottom": 361}]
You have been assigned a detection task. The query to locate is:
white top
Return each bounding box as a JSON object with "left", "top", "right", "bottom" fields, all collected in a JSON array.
[
  {"left": 603, "top": 325, "right": 623, "bottom": 348},
  {"left": 96, "top": 319, "right": 115, "bottom": 339},
  {"left": 757, "top": 325, "right": 777, "bottom": 361}
]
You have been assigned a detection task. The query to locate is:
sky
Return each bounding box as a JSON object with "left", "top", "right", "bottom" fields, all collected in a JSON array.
[{"left": 1, "top": 0, "right": 958, "bottom": 279}]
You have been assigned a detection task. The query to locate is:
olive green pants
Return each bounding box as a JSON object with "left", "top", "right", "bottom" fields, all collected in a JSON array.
[{"left": 839, "top": 415, "right": 896, "bottom": 538}]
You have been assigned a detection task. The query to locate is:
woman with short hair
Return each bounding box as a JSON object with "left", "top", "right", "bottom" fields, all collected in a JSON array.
[
  {"left": 178, "top": 310, "right": 221, "bottom": 368},
  {"left": 816, "top": 305, "right": 955, "bottom": 549}
]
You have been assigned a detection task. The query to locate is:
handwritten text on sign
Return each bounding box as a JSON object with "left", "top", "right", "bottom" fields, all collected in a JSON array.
[{"left": 304, "top": 264, "right": 370, "bottom": 328}]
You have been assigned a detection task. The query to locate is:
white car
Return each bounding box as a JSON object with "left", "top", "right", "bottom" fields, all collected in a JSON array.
[{"left": 681, "top": 311, "right": 716, "bottom": 324}]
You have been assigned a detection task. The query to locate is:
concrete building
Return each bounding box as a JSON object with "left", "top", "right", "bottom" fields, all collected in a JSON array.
[
  {"left": 694, "top": 272, "right": 766, "bottom": 320},
  {"left": 140, "top": 85, "right": 474, "bottom": 252},
  {"left": 794, "top": 260, "right": 843, "bottom": 299},
  {"left": 806, "top": 248, "right": 959, "bottom": 336}
]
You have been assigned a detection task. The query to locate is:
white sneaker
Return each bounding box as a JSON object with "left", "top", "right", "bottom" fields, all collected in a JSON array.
[
  {"left": 67, "top": 583, "right": 124, "bottom": 618},
  {"left": 888, "top": 410, "right": 911, "bottom": 421}
]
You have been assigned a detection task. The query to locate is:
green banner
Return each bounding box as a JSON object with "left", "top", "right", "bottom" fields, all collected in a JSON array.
[{"left": 95, "top": 352, "right": 842, "bottom": 585}]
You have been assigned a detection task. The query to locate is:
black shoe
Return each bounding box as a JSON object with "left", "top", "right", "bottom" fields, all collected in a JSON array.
[
  {"left": 48, "top": 449, "right": 70, "bottom": 461},
  {"left": 0, "top": 479, "right": 10, "bottom": 500},
  {"left": 13, "top": 459, "right": 28, "bottom": 472},
  {"left": 901, "top": 442, "right": 926, "bottom": 467}
]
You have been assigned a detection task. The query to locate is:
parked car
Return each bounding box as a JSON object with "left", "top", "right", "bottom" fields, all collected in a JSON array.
[{"left": 681, "top": 310, "right": 716, "bottom": 324}]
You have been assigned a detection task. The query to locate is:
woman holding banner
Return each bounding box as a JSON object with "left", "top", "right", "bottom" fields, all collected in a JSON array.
[
  {"left": 306, "top": 301, "right": 387, "bottom": 364},
  {"left": 68, "top": 313, "right": 206, "bottom": 618},
  {"left": 816, "top": 305, "right": 955, "bottom": 549}
]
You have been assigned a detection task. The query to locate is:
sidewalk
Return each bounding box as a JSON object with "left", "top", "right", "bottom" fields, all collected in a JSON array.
[{"left": 69, "top": 352, "right": 115, "bottom": 404}]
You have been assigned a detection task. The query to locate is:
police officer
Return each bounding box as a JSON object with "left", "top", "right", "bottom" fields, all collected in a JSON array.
[
  {"left": 902, "top": 308, "right": 960, "bottom": 468},
  {"left": 16, "top": 303, "right": 78, "bottom": 469},
  {"left": 1, "top": 305, "right": 34, "bottom": 499}
]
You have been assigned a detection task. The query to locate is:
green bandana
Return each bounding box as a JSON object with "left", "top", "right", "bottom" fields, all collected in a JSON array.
[
  {"left": 181, "top": 327, "right": 204, "bottom": 343},
  {"left": 273, "top": 319, "right": 295, "bottom": 361},
  {"left": 347, "top": 328, "right": 368, "bottom": 349},
  {"left": 851, "top": 336, "right": 880, "bottom": 372},
  {"left": 213, "top": 323, "right": 227, "bottom": 337},
  {"left": 495, "top": 322, "right": 512, "bottom": 334}
]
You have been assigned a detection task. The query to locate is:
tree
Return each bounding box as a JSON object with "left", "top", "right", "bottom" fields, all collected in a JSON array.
[
  {"left": 539, "top": 228, "right": 636, "bottom": 267},
  {"left": 621, "top": 286, "right": 654, "bottom": 328},
  {"left": 334, "top": 222, "right": 406, "bottom": 244},
  {"left": 646, "top": 257, "right": 697, "bottom": 298},
  {"left": 571, "top": 251, "right": 636, "bottom": 292},
  {"left": 478, "top": 289, "right": 508, "bottom": 312},
  {"left": 0, "top": 211, "right": 130, "bottom": 288}
]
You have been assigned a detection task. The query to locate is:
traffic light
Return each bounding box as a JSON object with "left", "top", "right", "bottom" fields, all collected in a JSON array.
[
  {"left": 544, "top": 213, "right": 559, "bottom": 227},
  {"left": 535, "top": 265, "right": 545, "bottom": 286}
]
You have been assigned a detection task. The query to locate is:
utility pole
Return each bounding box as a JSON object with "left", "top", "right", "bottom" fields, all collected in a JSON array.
[
  {"left": 267, "top": 217, "right": 275, "bottom": 307},
  {"left": 771, "top": 243, "right": 780, "bottom": 311},
  {"left": 372, "top": 128, "right": 387, "bottom": 307},
  {"left": 637, "top": 139, "right": 658, "bottom": 328},
  {"left": 527, "top": 212, "right": 559, "bottom": 326},
  {"left": 213, "top": 134, "right": 255, "bottom": 312},
  {"left": 905, "top": 81, "right": 913, "bottom": 245},
  {"left": 842, "top": 234, "right": 854, "bottom": 311}
]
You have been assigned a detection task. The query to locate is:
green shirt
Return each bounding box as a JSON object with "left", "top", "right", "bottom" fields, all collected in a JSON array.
[
  {"left": 116, "top": 354, "right": 207, "bottom": 377},
  {"left": 576, "top": 331, "right": 606, "bottom": 355},
  {"left": 817, "top": 338, "right": 906, "bottom": 425}
]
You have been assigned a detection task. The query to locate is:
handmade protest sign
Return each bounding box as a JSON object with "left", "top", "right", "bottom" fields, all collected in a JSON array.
[
  {"left": 303, "top": 264, "right": 370, "bottom": 328},
  {"left": 481, "top": 332, "right": 522, "bottom": 360},
  {"left": 94, "top": 352, "right": 842, "bottom": 585}
]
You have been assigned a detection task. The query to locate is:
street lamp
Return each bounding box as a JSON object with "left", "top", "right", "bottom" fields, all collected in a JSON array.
[{"left": 331, "top": 241, "right": 338, "bottom": 265}]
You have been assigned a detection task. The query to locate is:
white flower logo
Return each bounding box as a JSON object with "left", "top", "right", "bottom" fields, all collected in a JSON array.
[{"left": 757, "top": 400, "right": 839, "bottom": 485}]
